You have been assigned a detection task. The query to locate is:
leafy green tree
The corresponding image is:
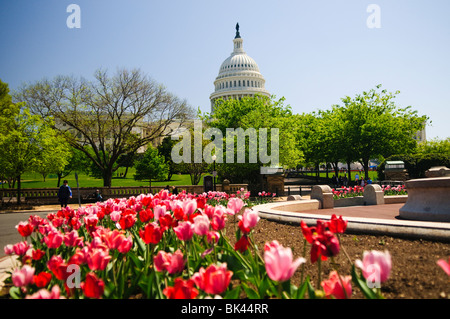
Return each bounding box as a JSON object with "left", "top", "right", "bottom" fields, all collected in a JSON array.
[
  {"left": 0, "top": 80, "right": 69, "bottom": 204},
  {"left": 133, "top": 146, "right": 168, "bottom": 190},
  {"left": 157, "top": 136, "right": 179, "bottom": 181},
  {"left": 416, "top": 137, "right": 450, "bottom": 155},
  {"left": 201, "top": 95, "right": 303, "bottom": 190},
  {"left": 16, "top": 68, "right": 194, "bottom": 187},
  {"left": 337, "top": 85, "right": 427, "bottom": 179}
]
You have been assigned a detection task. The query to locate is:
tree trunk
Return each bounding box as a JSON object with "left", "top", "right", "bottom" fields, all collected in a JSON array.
[
  {"left": 103, "top": 170, "right": 113, "bottom": 187},
  {"left": 123, "top": 166, "right": 129, "bottom": 178},
  {"left": 17, "top": 175, "right": 21, "bottom": 206},
  {"left": 347, "top": 161, "right": 352, "bottom": 184}
]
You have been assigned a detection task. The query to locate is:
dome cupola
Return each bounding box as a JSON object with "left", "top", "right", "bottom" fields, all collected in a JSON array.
[{"left": 210, "top": 23, "right": 270, "bottom": 112}]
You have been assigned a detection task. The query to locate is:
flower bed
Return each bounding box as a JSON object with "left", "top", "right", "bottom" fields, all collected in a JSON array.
[
  {"left": 2, "top": 189, "right": 448, "bottom": 299},
  {"left": 333, "top": 185, "right": 407, "bottom": 200}
]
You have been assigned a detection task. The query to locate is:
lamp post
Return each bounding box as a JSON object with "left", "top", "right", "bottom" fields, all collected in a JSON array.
[{"left": 212, "top": 155, "right": 217, "bottom": 191}]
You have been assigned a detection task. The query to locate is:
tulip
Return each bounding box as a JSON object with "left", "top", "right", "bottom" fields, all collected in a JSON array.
[
  {"left": 437, "top": 257, "right": 450, "bottom": 276},
  {"left": 174, "top": 221, "right": 194, "bottom": 241},
  {"left": 81, "top": 272, "right": 105, "bottom": 299},
  {"left": 117, "top": 236, "right": 132, "bottom": 254},
  {"left": 16, "top": 221, "right": 33, "bottom": 237},
  {"left": 139, "top": 208, "right": 154, "bottom": 223},
  {"left": 211, "top": 206, "right": 227, "bottom": 231},
  {"left": 192, "top": 263, "right": 233, "bottom": 295},
  {"left": 234, "top": 235, "right": 250, "bottom": 253},
  {"left": 109, "top": 210, "right": 121, "bottom": 222},
  {"left": 86, "top": 248, "right": 111, "bottom": 271},
  {"left": 193, "top": 214, "right": 210, "bottom": 236},
  {"left": 139, "top": 222, "right": 162, "bottom": 245},
  {"left": 321, "top": 271, "right": 352, "bottom": 299},
  {"left": 44, "top": 230, "right": 64, "bottom": 249},
  {"left": 13, "top": 241, "right": 30, "bottom": 256},
  {"left": 355, "top": 250, "right": 392, "bottom": 284},
  {"left": 12, "top": 265, "right": 35, "bottom": 287},
  {"left": 33, "top": 272, "right": 52, "bottom": 288},
  {"left": 163, "top": 278, "right": 199, "bottom": 299},
  {"left": 118, "top": 213, "right": 136, "bottom": 230},
  {"left": 183, "top": 199, "right": 197, "bottom": 216},
  {"left": 153, "top": 205, "right": 167, "bottom": 221},
  {"left": 240, "top": 208, "right": 260, "bottom": 230},
  {"left": 4, "top": 244, "right": 13, "bottom": 255},
  {"left": 227, "top": 198, "right": 244, "bottom": 215},
  {"left": 328, "top": 214, "right": 347, "bottom": 234},
  {"left": 264, "top": 240, "right": 305, "bottom": 282},
  {"left": 32, "top": 249, "right": 45, "bottom": 261},
  {"left": 154, "top": 250, "right": 185, "bottom": 274},
  {"left": 64, "top": 230, "right": 83, "bottom": 247},
  {"left": 26, "top": 285, "right": 63, "bottom": 299}
]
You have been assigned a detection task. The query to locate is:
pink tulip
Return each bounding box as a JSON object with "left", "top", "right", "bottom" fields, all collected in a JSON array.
[
  {"left": 153, "top": 205, "right": 167, "bottom": 221},
  {"left": 437, "top": 257, "right": 450, "bottom": 276},
  {"left": 211, "top": 206, "right": 227, "bottom": 231},
  {"left": 154, "top": 250, "right": 185, "bottom": 274},
  {"left": 13, "top": 241, "right": 30, "bottom": 256},
  {"left": 355, "top": 250, "right": 392, "bottom": 284},
  {"left": 239, "top": 208, "right": 260, "bottom": 229},
  {"left": 174, "top": 221, "right": 194, "bottom": 241},
  {"left": 4, "top": 244, "right": 14, "bottom": 255},
  {"left": 321, "top": 271, "right": 352, "bottom": 299},
  {"left": 264, "top": 240, "right": 305, "bottom": 282},
  {"left": 86, "top": 248, "right": 111, "bottom": 271},
  {"left": 12, "top": 265, "right": 35, "bottom": 287},
  {"left": 193, "top": 214, "right": 210, "bottom": 236},
  {"left": 64, "top": 230, "right": 83, "bottom": 248},
  {"left": 192, "top": 263, "right": 233, "bottom": 295},
  {"left": 26, "top": 285, "right": 63, "bottom": 299},
  {"left": 183, "top": 199, "right": 197, "bottom": 216},
  {"left": 227, "top": 198, "right": 244, "bottom": 215},
  {"left": 110, "top": 210, "right": 121, "bottom": 222}
]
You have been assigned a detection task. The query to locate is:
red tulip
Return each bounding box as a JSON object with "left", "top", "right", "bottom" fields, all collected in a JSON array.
[
  {"left": 139, "top": 222, "right": 162, "bottom": 244},
  {"left": 192, "top": 263, "right": 232, "bottom": 295},
  {"left": 16, "top": 221, "right": 33, "bottom": 237},
  {"left": 321, "top": 271, "right": 352, "bottom": 299},
  {"left": 234, "top": 235, "right": 250, "bottom": 253},
  {"left": 32, "top": 249, "right": 45, "bottom": 261},
  {"left": 329, "top": 215, "right": 347, "bottom": 234},
  {"left": 118, "top": 213, "right": 136, "bottom": 230},
  {"left": 139, "top": 208, "right": 154, "bottom": 223},
  {"left": 163, "top": 278, "right": 199, "bottom": 299},
  {"left": 81, "top": 272, "right": 105, "bottom": 299},
  {"left": 34, "top": 272, "right": 52, "bottom": 288}
]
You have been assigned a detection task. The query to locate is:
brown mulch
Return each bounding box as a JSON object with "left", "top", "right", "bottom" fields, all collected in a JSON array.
[{"left": 225, "top": 215, "right": 450, "bottom": 299}]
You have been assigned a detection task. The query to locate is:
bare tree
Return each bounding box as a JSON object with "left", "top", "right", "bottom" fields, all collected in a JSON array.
[{"left": 16, "top": 68, "right": 194, "bottom": 186}]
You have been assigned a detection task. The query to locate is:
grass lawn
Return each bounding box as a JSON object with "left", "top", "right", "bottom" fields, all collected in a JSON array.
[
  {"left": 299, "top": 170, "right": 379, "bottom": 181},
  {"left": 5, "top": 168, "right": 211, "bottom": 189}
]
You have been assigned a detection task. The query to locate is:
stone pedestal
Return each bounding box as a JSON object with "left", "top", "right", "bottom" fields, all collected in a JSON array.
[
  {"left": 363, "top": 184, "right": 385, "bottom": 205},
  {"left": 265, "top": 174, "right": 285, "bottom": 196},
  {"left": 399, "top": 177, "right": 450, "bottom": 222},
  {"left": 310, "top": 185, "right": 334, "bottom": 209}
]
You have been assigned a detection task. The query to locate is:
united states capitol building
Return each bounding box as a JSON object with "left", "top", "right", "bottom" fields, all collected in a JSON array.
[{"left": 209, "top": 23, "right": 270, "bottom": 113}]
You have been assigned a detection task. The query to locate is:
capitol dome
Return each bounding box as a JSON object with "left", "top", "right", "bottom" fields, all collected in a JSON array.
[{"left": 210, "top": 23, "right": 270, "bottom": 112}]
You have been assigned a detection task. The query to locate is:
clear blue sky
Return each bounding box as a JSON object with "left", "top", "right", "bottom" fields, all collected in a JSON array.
[{"left": 1, "top": 0, "right": 449, "bottom": 139}]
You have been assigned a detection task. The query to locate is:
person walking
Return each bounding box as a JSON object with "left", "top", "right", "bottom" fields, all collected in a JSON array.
[{"left": 58, "top": 180, "right": 72, "bottom": 208}]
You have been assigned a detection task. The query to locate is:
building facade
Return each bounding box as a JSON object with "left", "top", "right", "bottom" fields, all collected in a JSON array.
[{"left": 210, "top": 23, "right": 270, "bottom": 113}]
